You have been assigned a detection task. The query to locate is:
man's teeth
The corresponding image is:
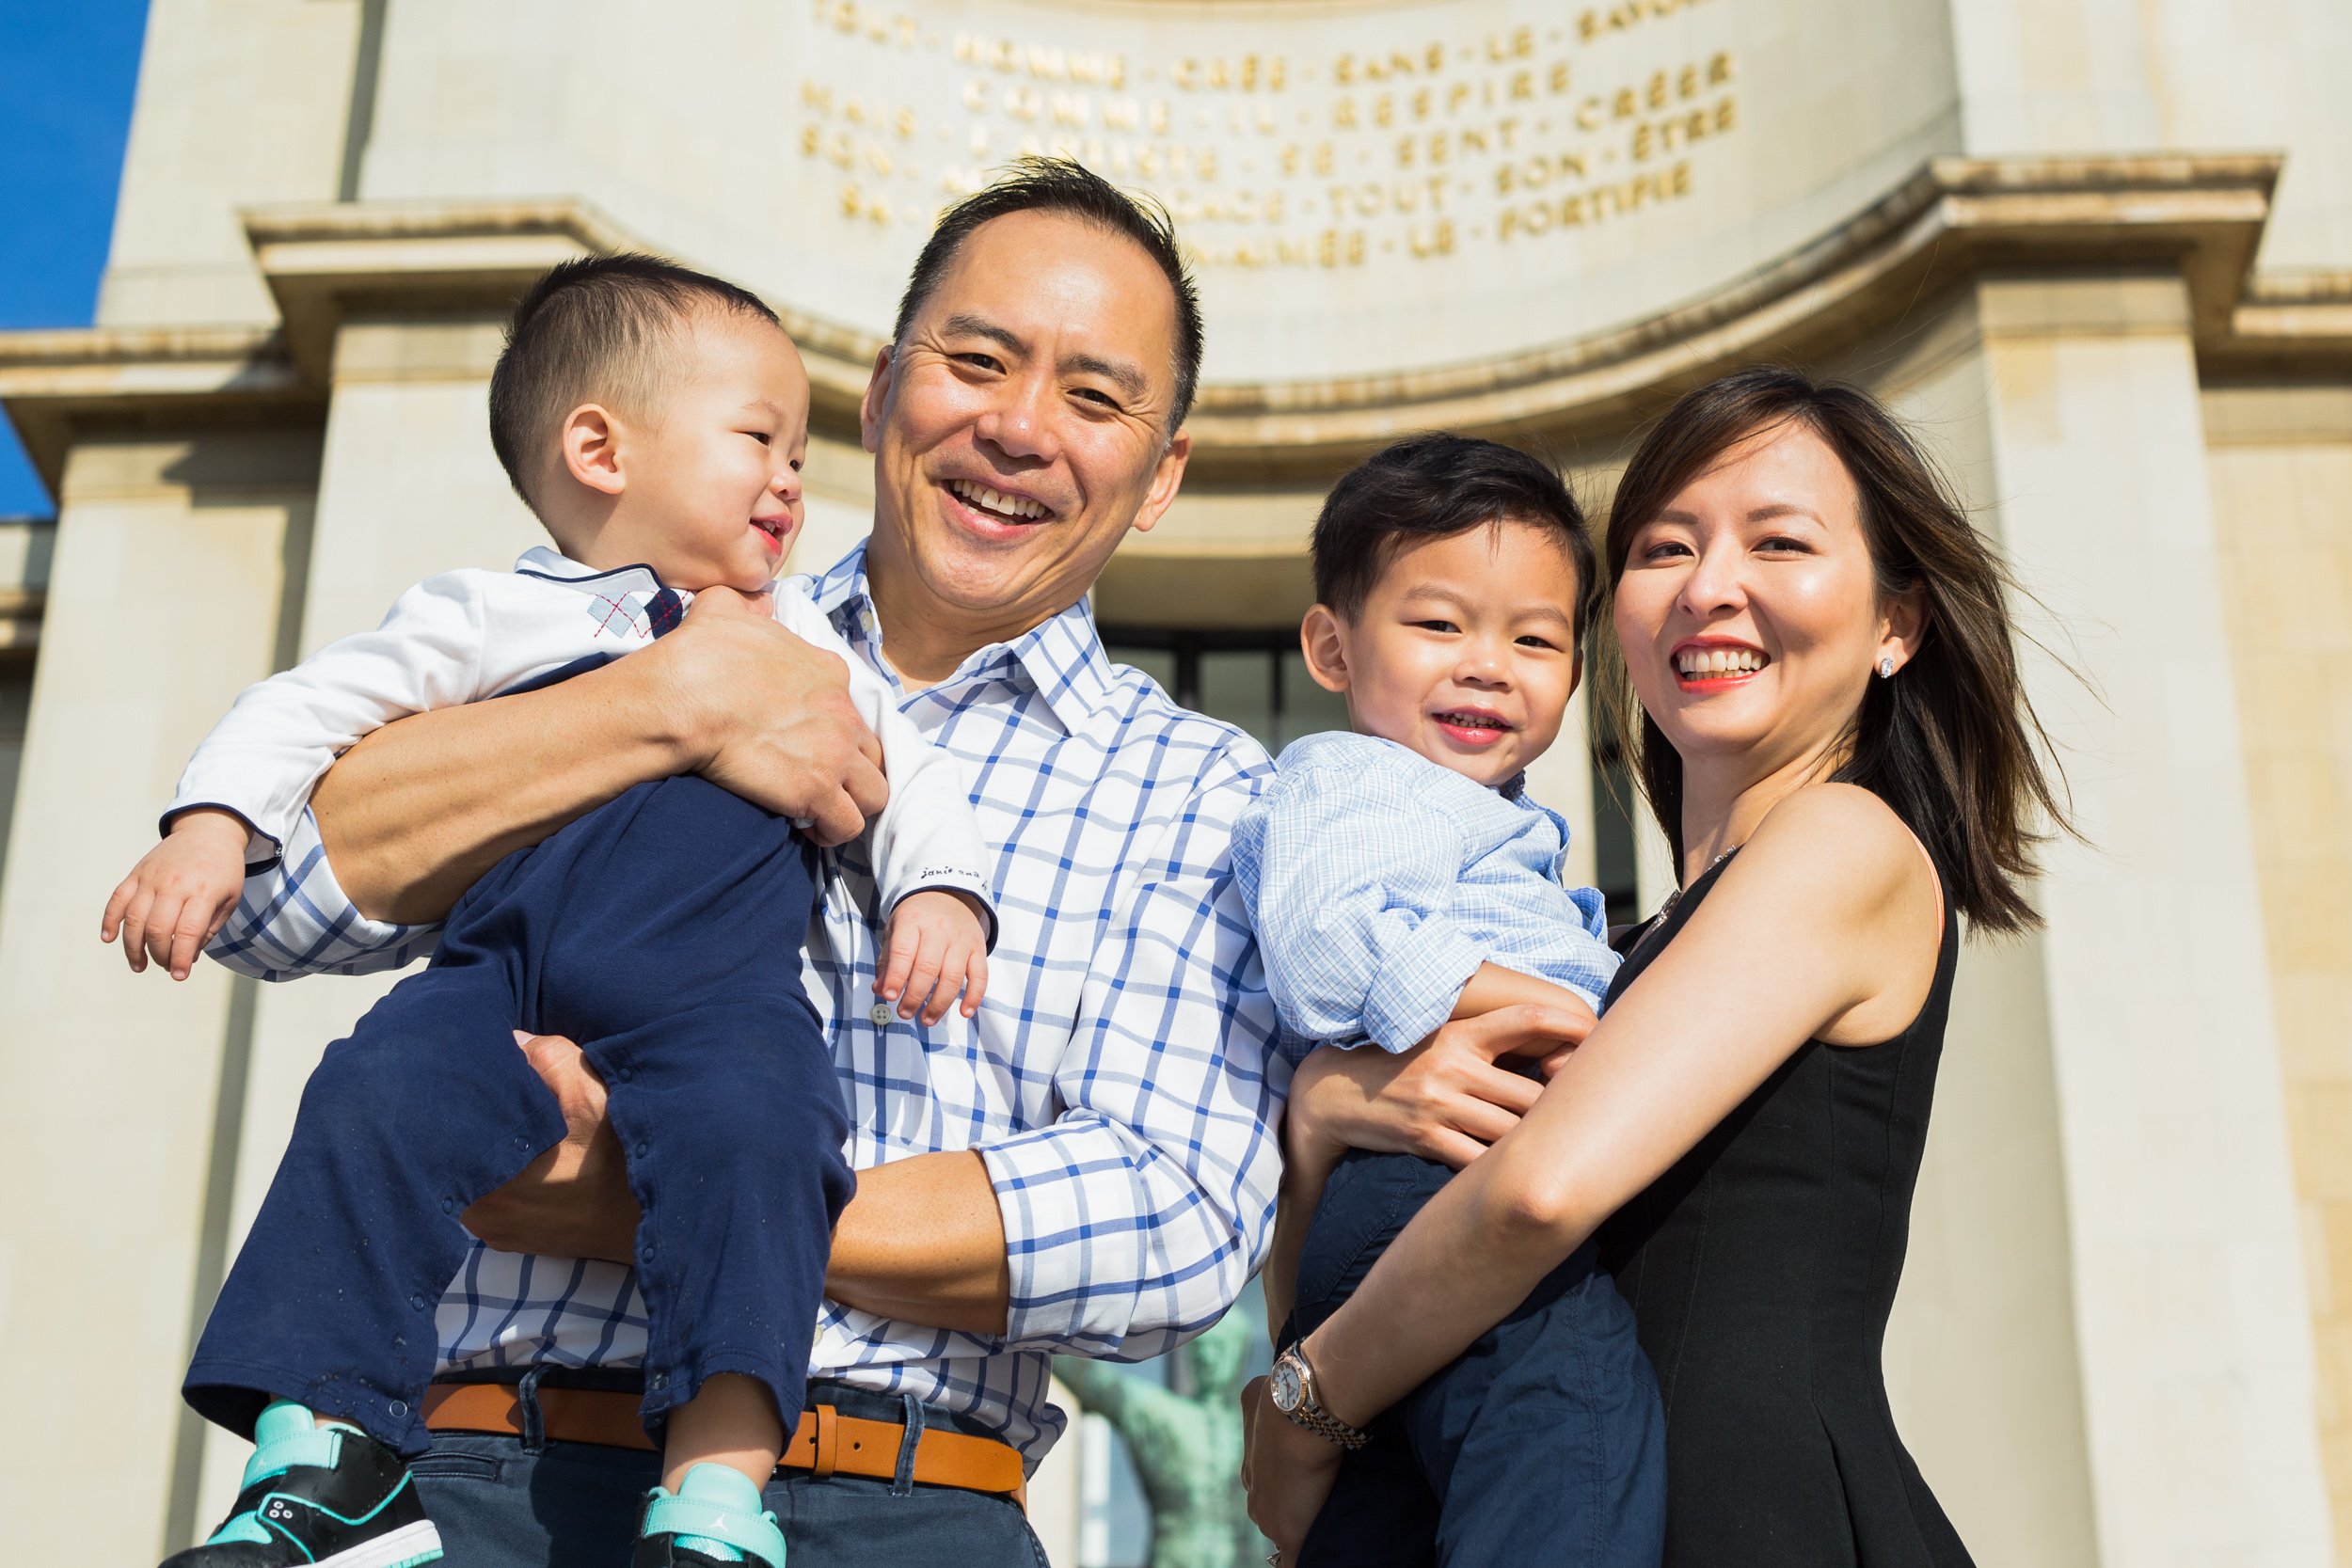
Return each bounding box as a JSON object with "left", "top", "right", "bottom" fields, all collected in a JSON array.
[
  {"left": 950, "top": 479, "right": 1048, "bottom": 520},
  {"left": 1677, "top": 647, "right": 1768, "bottom": 676}
]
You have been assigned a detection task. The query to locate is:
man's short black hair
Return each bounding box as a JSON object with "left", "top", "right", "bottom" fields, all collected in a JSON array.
[
  {"left": 892, "top": 157, "right": 1203, "bottom": 434},
  {"left": 488, "top": 252, "right": 780, "bottom": 510},
  {"left": 1311, "top": 434, "right": 1600, "bottom": 641}
]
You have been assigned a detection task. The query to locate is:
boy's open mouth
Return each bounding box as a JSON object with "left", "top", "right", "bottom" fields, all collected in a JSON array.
[
  {"left": 751, "top": 516, "right": 790, "bottom": 555},
  {"left": 948, "top": 478, "right": 1053, "bottom": 525},
  {"left": 1432, "top": 709, "right": 1515, "bottom": 745}
]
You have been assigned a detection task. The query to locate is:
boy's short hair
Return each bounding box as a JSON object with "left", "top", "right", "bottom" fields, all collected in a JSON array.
[
  {"left": 892, "top": 156, "right": 1203, "bottom": 436},
  {"left": 488, "top": 252, "right": 781, "bottom": 510},
  {"left": 1311, "top": 434, "right": 1601, "bottom": 641}
]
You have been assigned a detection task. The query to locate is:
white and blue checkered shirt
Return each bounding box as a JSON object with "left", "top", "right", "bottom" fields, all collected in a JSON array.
[
  {"left": 209, "top": 543, "right": 1286, "bottom": 1464},
  {"left": 1232, "top": 731, "right": 1616, "bottom": 1053}
]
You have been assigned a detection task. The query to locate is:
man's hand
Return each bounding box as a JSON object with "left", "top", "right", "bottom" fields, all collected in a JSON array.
[
  {"left": 462, "top": 1032, "right": 639, "bottom": 1262},
  {"left": 100, "top": 808, "right": 250, "bottom": 979},
  {"left": 659, "top": 588, "right": 889, "bottom": 846},
  {"left": 1284, "top": 1004, "right": 1595, "bottom": 1172}
]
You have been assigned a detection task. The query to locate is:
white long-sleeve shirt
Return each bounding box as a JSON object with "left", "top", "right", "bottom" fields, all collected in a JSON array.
[{"left": 167, "top": 546, "right": 994, "bottom": 927}]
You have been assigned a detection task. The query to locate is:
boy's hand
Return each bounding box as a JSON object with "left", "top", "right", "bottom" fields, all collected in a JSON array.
[
  {"left": 100, "top": 808, "right": 251, "bottom": 979},
  {"left": 876, "top": 889, "right": 990, "bottom": 1026}
]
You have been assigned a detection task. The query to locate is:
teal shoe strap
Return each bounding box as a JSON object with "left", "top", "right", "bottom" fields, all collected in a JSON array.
[
  {"left": 244, "top": 1401, "right": 342, "bottom": 1485},
  {"left": 644, "top": 1465, "right": 785, "bottom": 1567}
]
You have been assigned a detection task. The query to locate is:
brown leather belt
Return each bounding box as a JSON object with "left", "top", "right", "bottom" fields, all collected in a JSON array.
[{"left": 421, "top": 1383, "right": 1025, "bottom": 1509}]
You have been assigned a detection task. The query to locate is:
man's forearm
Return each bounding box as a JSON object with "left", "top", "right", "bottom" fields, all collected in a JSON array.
[
  {"left": 316, "top": 654, "right": 688, "bottom": 924},
  {"left": 825, "top": 1150, "right": 1011, "bottom": 1337}
]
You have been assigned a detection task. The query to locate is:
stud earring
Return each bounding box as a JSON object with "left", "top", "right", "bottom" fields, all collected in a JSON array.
[{"left": 1877, "top": 656, "right": 1895, "bottom": 679}]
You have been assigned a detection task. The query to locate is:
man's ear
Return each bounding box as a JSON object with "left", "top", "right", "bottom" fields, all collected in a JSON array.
[
  {"left": 859, "top": 345, "right": 896, "bottom": 455},
  {"left": 1877, "top": 580, "right": 1930, "bottom": 676},
  {"left": 560, "top": 405, "right": 626, "bottom": 497},
  {"left": 1299, "top": 605, "right": 1351, "bottom": 694},
  {"left": 1127, "top": 429, "right": 1191, "bottom": 537}
]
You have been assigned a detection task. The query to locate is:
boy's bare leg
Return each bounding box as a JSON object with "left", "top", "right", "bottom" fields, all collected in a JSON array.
[{"left": 662, "top": 1374, "right": 785, "bottom": 1494}]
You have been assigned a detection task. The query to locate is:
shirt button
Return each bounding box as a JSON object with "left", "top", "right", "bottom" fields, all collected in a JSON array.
[{"left": 869, "top": 1003, "right": 895, "bottom": 1027}]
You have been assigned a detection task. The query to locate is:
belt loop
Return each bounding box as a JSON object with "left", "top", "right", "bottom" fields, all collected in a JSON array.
[
  {"left": 891, "top": 1392, "right": 927, "bottom": 1497},
  {"left": 811, "top": 1402, "right": 839, "bottom": 1481},
  {"left": 516, "top": 1368, "right": 548, "bottom": 1453}
]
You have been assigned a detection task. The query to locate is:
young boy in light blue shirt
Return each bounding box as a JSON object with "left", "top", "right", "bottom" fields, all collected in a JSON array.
[{"left": 1234, "top": 434, "right": 1664, "bottom": 1566}]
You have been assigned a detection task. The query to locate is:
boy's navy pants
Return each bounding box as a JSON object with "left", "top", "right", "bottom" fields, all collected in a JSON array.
[
  {"left": 1285, "top": 1150, "right": 1666, "bottom": 1568},
  {"left": 184, "top": 775, "right": 855, "bottom": 1457}
]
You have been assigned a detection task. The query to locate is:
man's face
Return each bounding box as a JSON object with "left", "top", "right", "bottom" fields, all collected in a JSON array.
[{"left": 861, "top": 209, "right": 1190, "bottom": 644}]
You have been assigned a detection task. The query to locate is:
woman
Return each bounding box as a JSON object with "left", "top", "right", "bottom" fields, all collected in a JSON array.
[{"left": 1243, "top": 367, "right": 2068, "bottom": 1566}]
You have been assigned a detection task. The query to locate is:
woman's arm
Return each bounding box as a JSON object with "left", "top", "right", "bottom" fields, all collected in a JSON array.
[
  {"left": 317, "top": 588, "right": 889, "bottom": 923},
  {"left": 1245, "top": 786, "right": 1942, "bottom": 1553},
  {"left": 1261, "top": 1001, "right": 1592, "bottom": 1336}
]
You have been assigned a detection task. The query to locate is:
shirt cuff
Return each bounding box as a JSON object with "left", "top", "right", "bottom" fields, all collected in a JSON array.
[
  {"left": 979, "top": 1117, "right": 1145, "bottom": 1354},
  {"left": 1361, "top": 917, "right": 1486, "bottom": 1052}
]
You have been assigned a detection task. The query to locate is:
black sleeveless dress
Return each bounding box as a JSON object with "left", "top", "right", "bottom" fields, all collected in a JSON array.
[{"left": 1596, "top": 851, "right": 1976, "bottom": 1567}]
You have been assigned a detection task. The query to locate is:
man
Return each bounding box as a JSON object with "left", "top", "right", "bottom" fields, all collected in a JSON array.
[{"left": 211, "top": 158, "right": 1284, "bottom": 1565}]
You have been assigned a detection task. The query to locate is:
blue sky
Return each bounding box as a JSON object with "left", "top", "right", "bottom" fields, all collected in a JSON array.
[{"left": 0, "top": 0, "right": 152, "bottom": 516}]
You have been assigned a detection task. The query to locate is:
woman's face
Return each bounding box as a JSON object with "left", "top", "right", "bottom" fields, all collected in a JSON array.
[{"left": 1613, "top": 420, "right": 1913, "bottom": 783}]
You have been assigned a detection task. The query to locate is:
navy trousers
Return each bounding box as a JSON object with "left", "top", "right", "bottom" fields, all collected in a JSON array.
[
  {"left": 1285, "top": 1150, "right": 1666, "bottom": 1568},
  {"left": 407, "top": 1376, "right": 1047, "bottom": 1567},
  {"left": 184, "top": 776, "right": 856, "bottom": 1457}
]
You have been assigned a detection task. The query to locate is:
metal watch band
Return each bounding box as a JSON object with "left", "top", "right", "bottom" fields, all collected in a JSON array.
[{"left": 1276, "top": 1347, "right": 1371, "bottom": 1450}]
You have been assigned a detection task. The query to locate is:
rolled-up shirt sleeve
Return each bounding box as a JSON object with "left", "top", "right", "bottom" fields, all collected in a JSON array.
[
  {"left": 207, "top": 806, "right": 438, "bottom": 980},
  {"left": 978, "top": 750, "right": 1284, "bottom": 1362},
  {"left": 1232, "top": 736, "right": 1482, "bottom": 1053}
]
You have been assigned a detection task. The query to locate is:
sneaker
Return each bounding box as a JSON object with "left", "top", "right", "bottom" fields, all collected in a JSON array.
[
  {"left": 161, "top": 1401, "right": 443, "bottom": 1568},
  {"left": 631, "top": 1462, "right": 786, "bottom": 1568}
]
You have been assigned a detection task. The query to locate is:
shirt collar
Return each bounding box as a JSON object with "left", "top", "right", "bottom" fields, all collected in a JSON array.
[{"left": 802, "top": 541, "right": 1114, "bottom": 733}]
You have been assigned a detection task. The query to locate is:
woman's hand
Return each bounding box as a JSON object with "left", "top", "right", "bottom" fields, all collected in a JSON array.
[
  {"left": 461, "top": 1031, "right": 640, "bottom": 1261},
  {"left": 1240, "top": 1375, "right": 1346, "bottom": 1564},
  {"left": 1286, "top": 1004, "right": 1594, "bottom": 1172}
]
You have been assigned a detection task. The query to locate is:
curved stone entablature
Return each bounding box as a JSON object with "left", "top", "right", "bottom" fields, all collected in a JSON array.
[
  {"left": 3, "top": 150, "right": 2340, "bottom": 494},
  {"left": 1, "top": 148, "right": 2338, "bottom": 499}
]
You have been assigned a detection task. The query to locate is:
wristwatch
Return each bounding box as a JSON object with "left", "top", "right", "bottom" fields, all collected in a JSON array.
[{"left": 1268, "top": 1343, "right": 1370, "bottom": 1449}]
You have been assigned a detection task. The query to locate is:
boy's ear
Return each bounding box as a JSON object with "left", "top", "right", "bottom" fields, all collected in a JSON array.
[
  {"left": 1298, "top": 605, "right": 1350, "bottom": 694},
  {"left": 561, "top": 405, "right": 626, "bottom": 497}
]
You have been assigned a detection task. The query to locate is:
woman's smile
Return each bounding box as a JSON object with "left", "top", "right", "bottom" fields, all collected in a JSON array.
[{"left": 1671, "top": 636, "right": 1772, "bottom": 691}]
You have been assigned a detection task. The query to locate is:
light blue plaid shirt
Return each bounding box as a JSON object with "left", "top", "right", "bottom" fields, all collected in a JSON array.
[
  {"left": 1233, "top": 731, "right": 1616, "bottom": 1053},
  {"left": 209, "top": 543, "right": 1285, "bottom": 1464}
]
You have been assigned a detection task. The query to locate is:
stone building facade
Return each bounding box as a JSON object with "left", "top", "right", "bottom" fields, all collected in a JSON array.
[{"left": 2, "top": 0, "right": 2348, "bottom": 1562}]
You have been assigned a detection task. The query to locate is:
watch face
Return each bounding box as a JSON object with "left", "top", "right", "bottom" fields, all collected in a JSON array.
[{"left": 1270, "top": 1360, "right": 1303, "bottom": 1412}]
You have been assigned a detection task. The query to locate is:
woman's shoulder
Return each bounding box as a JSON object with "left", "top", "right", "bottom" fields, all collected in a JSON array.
[{"left": 1734, "top": 784, "right": 1933, "bottom": 919}]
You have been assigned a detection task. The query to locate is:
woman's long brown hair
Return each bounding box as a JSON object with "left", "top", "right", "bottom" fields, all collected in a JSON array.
[{"left": 1599, "top": 367, "right": 2071, "bottom": 934}]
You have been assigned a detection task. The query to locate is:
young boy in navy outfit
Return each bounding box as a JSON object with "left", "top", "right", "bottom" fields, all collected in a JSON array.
[
  {"left": 1233, "top": 435, "right": 1665, "bottom": 1566},
  {"left": 102, "top": 255, "right": 996, "bottom": 1568}
]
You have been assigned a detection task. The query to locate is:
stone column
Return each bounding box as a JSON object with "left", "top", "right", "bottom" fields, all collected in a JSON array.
[
  {"left": 0, "top": 430, "right": 318, "bottom": 1560},
  {"left": 1915, "top": 270, "right": 2328, "bottom": 1566}
]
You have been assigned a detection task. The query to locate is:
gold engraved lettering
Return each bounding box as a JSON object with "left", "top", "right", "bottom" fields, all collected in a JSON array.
[
  {"left": 1485, "top": 26, "right": 1534, "bottom": 61},
  {"left": 1629, "top": 94, "right": 1734, "bottom": 161},
  {"left": 1497, "top": 158, "right": 1692, "bottom": 239}
]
